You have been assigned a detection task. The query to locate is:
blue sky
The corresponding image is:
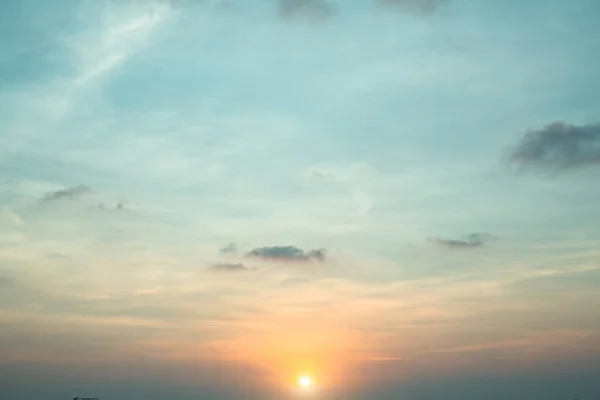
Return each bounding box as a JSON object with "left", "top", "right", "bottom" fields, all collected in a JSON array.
[{"left": 1, "top": 1, "right": 600, "bottom": 399}]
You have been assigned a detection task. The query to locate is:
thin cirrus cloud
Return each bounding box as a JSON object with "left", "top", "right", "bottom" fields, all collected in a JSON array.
[
  {"left": 508, "top": 122, "right": 600, "bottom": 172},
  {"left": 428, "top": 232, "right": 498, "bottom": 249},
  {"left": 0, "top": 209, "right": 25, "bottom": 228},
  {"left": 246, "top": 245, "right": 327, "bottom": 262}
]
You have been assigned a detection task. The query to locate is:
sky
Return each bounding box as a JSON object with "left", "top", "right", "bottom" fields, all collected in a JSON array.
[{"left": 1, "top": 0, "right": 600, "bottom": 399}]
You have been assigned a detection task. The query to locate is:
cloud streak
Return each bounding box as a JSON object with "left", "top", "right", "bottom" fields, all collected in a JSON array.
[
  {"left": 509, "top": 122, "right": 600, "bottom": 171},
  {"left": 0, "top": 209, "right": 24, "bottom": 228},
  {"left": 377, "top": 0, "right": 446, "bottom": 14},
  {"left": 209, "top": 263, "right": 248, "bottom": 272},
  {"left": 40, "top": 185, "right": 91, "bottom": 202},
  {"left": 246, "top": 245, "right": 326, "bottom": 262},
  {"left": 428, "top": 233, "right": 497, "bottom": 249},
  {"left": 277, "top": 0, "right": 445, "bottom": 20}
]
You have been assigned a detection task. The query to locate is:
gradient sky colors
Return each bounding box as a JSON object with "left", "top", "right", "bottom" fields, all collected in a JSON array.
[{"left": 1, "top": 1, "right": 600, "bottom": 399}]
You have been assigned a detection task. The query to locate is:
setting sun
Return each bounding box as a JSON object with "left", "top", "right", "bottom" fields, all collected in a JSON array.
[{"left": 299, "top": 375, "right": 312, "bottom": 388}]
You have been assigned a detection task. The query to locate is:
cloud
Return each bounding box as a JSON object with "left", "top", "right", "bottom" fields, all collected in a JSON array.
[
  {"left": 377, "top": 0, "right": 446, "bottom": 14},
  {"left": 40, "top": 185, "right": 92, "bottom": 202},
  {"left": 246, "top": 245, "right": 326, "bottom": 262},
  {"left": 464, "top": 232, "right": 498, "bottom": 243},
  {"left": 219, "top": 242, "right": 238, "bottom": 255},
  {"left": 278, "top": 0, "right": 335, "bottom": 20},
  {"left": 277, "top": 0, "right": 444, "bottom": 21},
  {"left": 508, "top": 122, "right": 600, "bottom": 171},
  {"left": 95, "top": 202, "right": 136, "bottom": 212},
  {"left": 72, "top": 2, "right": 173, "bottom": 86},
  {"left": 209, "top": 263, "right": 248, "bottom": 272},
  {"left": 428, "top": 232, "right": 497, "bottom": 249}
]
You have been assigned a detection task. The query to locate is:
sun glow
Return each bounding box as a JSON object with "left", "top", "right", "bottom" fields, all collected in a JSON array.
[{"left": 299, "top": 375, "right": 312, "bottom": 388}]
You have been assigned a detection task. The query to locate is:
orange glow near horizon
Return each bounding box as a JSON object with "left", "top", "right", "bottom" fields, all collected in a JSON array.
[{"left": 207, "top": 315, "right": 363, "bottom": 393}]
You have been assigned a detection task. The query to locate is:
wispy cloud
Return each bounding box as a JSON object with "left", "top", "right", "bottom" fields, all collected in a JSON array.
[
  {"left": 40, "top": 185, "right": 91, "bottom": 202},
  {"left": 246, "top": 245, "right": 326, "bottom": 262},
  {"left": 71, "top": 2, "right": 173, "bottom": 86},
  {"left": 278, "top": 0, "right": 335, "bottom": 20},
  {"left": 0, "top": 209, "right": 25, "bottom": 228},
  {"left": 277, "top": 0, "right": 446, "bottom": 20},
  {"left": 377, "top": 0, "right": 446, "bottom": 14},
  {"left": 428, "top": 233, "right": 497, "bottom": 249},
  {"left": 209, "top": 263, "right": 249, "bottom": 272},
  {"left": 219, "top": 242, "right": 238, "bottom": 255},
  {"left": 509, "top": 122, "right": 600, "bottom": 172},
  {"left": 95, "top": 202, "right": 137, "bottom": 212}
]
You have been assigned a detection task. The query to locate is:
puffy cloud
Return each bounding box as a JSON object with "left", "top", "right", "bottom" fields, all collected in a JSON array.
[
  {"left": 246, "top": 245, "right": 326, "bottom": 262},
  {"left": 428, "top": 232, "right": 497, "bottom": 249},
  {"left": 508, "top": 122, "right": 600, "bottom": 171},
  {"left": 40, "top": 185, "right": 91, "bottom": 202}
]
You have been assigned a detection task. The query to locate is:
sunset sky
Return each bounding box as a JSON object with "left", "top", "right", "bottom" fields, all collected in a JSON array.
[{"left": 1, "top": 1, "right": 600, "bottom": 399}]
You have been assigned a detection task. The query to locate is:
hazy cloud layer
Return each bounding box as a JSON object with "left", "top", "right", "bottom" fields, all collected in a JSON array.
[
  {"left": 509, "top": 122, "right": 600, "bottom": 171},
  {"left": 0, "top": 276, "right": 14, "bottom": 287},
  {"left": 278, "top": 0, "right": 334, "bottom": 19},
  {"left": 0, "top": 209, "right": 24, "bottom": 228},
  {"left": 246, "top": 245, "right": 326, "bottom": 262},
  {"left": 40, "top": 185, "right": 91, "bottom": 202},
  {"left": 277, "top": 0, "right": 444, "bottom": 19},
  {"left": 428, "top": 232, "right": 497, "bottom": 249}
]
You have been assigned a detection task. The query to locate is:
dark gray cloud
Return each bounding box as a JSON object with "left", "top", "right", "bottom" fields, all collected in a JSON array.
[
  {"left": 509, "top": 121, "right": 600, "bottom": 171},
  {"left": 278, "top": 0, "right": 334, "bottom": 20},
  {"left": 377, "top": 0, "right": 446, "bottom": 14},
  {"left": 209, "top": 263, "right": 248, "bottom": 272},
  {"left": 219, "top": 242, "right": 237, "bottom": 254},
  {"left": 40, "top": 185, "right": 91, "bottom": 202},
  {"left": 428, "top": 232, "right": 497, "bottom": 249},
  {"left": 246, "top": 245, "right": 326, "bottom": 262}
]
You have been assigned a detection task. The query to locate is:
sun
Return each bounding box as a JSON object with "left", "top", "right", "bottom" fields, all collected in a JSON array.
[{"left": 298, "top": 375, "right": 312, "bottom": 388}]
